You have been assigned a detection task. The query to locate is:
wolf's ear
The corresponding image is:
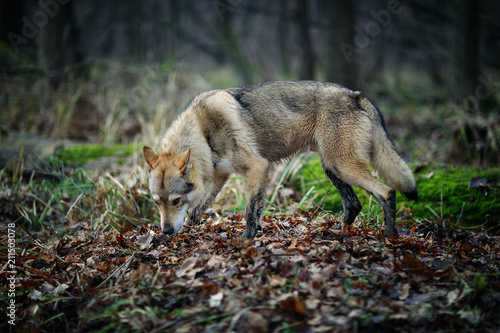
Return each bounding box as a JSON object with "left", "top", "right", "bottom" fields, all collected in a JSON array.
[
  {"left": 174, "top": 148, "right": 191, "bottom": 175},
  {"left": 143, "top": 146, "right": 159, "bottom": 169}
]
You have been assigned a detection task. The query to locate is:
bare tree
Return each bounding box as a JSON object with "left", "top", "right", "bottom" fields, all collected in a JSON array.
[
  {"left": 37, "top": 1, "right": 86, "bottom": 87},
  {"left": 450, "top": 0, "right": 481, "bottom": 105},
  {"left": 322, "top": 0, "right": 357, "bottom": 88},
  {"left": 38, "top": 2, "right": 71, "bottom": 88},
  {"left": 278, "top": 0, "right": 292, "bottom": 77},
  {"left": 295, "top": 0, "right": 314, "bottom": 80}
]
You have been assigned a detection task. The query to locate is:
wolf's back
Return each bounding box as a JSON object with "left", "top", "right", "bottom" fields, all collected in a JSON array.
[{"left": 359, "top": 96, "right": 418, "bottom": 201}]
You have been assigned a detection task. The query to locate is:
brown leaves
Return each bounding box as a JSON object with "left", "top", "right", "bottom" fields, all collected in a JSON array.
[
  {"left": 395, "top": 254, "right": 435, "bottom": 282},
  {"left": 135, "top": 229, "right": 154, "bottom": 250},
  {"left": 1, "top": 212, "right": 500, "bottom": 332}
]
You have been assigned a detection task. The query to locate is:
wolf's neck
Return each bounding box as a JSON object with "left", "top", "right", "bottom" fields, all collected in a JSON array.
[{"left": 160, "top": 115, "right": 213, "bottom": 176}]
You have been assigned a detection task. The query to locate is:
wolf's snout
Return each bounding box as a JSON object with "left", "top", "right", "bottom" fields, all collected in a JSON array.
[{"left": 163, "top": 227, "right": 175, "bottom": 234}]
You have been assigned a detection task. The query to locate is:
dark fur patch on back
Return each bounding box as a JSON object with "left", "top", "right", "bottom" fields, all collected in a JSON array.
[{"left": 228, "top": 86, "right": 256, "bottom": 111}]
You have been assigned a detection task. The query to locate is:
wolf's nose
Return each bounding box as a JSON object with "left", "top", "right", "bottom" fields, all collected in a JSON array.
[{"left": 163, "top": 228, "right": 174, "bottom": 234}]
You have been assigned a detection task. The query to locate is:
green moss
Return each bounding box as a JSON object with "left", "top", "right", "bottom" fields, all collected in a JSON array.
[
  {"left": 298, "top": 156, "right": 500, "bottom": 234},
  {"left": 412, "top": 163, "right": 500, "bottom": 232},
  {"left": 55, "top": 143, "right": 136, "bottom": 166}
]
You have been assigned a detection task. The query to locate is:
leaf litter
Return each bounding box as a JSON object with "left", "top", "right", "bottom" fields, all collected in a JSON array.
[{"left": 1, "top": 209, "right": 499, "bottom": 333}]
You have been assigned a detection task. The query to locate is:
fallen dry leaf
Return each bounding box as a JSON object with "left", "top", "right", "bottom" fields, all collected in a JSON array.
[{"left": 2, "top": 208, "right": 499, "bottom": 332}]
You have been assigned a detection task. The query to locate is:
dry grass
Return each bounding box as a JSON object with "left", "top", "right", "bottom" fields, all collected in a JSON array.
[
  {"left": 1, "top": 62, "right": 213, "bottom": 145},
  {"left": 2, "top": 63, "right": 499, "bottom": 166}
]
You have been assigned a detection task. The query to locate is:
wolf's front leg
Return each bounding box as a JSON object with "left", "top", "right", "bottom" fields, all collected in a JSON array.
[
  {"left": 242, "top": 159, "right": 270, "bottom": 239},
  {"left": 188, "top": 205, "right": 207, "bottom": 226},
  {"left": 188, "top": 173, "right": 229, "bottom": 225}
]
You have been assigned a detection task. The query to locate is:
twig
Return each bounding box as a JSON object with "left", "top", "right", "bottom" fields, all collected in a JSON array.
[
  {"left": 96, "top": 253, "right": 135, "bottom": 288},
  {"left": 228, "top": 306, "right": 275, "bottom": 332},
  {"left": 456, "top": 202, "right": 466, "bottom": 226},
  {"left": 313, "top": 239, "right": 341, "bottom": 244},
  {"left": 440, "top": 185, "right": 444, "bottom": 221},
  {"left": 34, "top": 239, "right": 65, "bottom": 265},
  {"left": 66, "top": 192, "right": 85, "bottom": 218}
]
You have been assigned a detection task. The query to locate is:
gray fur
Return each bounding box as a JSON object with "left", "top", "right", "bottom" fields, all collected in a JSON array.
[{"left": 145, "top": 80, "right": 417, "bottom": 238}]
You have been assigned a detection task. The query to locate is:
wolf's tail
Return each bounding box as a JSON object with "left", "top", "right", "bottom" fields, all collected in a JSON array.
[{"left": 359, "top": 96, "right": 418, "bottom": 201}]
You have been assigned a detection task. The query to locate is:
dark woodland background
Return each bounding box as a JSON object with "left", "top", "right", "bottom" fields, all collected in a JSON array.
[
  {"left": 1, "top": 0, "right": 499, "bottom": 165},
  {"left": 1, "top": 4, "right": 500, "bottom": 331}
]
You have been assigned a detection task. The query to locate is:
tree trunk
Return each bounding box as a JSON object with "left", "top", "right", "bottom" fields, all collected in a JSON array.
[
  {"left": 1, "top": 1, "right": 24, "bottom": 49},
  {"left": 278, "top": 0, "right": 292, "bottom": 77},
  {"left": 322, "top": 0, "right": 357, "bottom": 89},
  {"left": 450, "top": 0, "right": 481, "bottom": 106},
  {"left": 37, "top": 1, "right": 80, "bottom": 88},
  {"left": 166, "top": 0, "right": 180, "bottom": 64},
  {"left": 295, "top": 0, "right": 314, "bottom": 80},
  {"left": 217, "top": 8, "right": 254, "bottom": 84}
]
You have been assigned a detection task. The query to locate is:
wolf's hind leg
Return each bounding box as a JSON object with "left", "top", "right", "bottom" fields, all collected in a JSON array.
[
  {"left": 334, "top": 162, "right": 398, "bottom": 238},
  {"left": 323, "top": 168, "right": 362, "bottom": 227},
  {"left": 242, "top": 158, "right": 270, "bottom": 239}
]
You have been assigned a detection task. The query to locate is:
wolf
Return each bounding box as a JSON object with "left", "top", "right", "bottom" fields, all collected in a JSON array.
[{"left": 143, "top": 80, "right": 418, "bottom": 239}]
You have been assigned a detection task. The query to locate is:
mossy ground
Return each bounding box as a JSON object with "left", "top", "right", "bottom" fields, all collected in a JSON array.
[
  {"left": 54, "top": 143, "right": 136, "bottom": 166},
  {"left": 298, "top": 156, "right": 500, "bottom": 235}
]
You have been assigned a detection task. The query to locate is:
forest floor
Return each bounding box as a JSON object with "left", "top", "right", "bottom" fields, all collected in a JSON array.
[
  {"left": 1, "top": 154, "right": 499, "bottom": 333},
  {"left": 1, "top": 67, "right": 499, "bottom": 332}
]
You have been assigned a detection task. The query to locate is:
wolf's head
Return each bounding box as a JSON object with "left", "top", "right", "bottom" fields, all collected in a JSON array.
[{"left": 143, "top": 146, "right": 195, "bottom": 234}]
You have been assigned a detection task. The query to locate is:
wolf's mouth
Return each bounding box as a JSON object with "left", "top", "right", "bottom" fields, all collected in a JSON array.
[{"left": 162, "top": 204, "right": 189, "bottom": 234}]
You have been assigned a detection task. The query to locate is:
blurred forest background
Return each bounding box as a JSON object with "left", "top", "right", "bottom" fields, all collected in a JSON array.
[{"left": 1, "top": 0, "right": 499, "bottom": 166}]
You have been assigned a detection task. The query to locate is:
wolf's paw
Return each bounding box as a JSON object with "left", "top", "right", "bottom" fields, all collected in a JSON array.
[
  {"left": 384, "top": 228, "right": 399, "bottom": 239},
  {"left": 242, "top": 227, "right": 257, "bottom": 239}
]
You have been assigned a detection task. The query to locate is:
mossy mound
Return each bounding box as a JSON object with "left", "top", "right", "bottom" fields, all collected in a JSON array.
[
  {"left": 298, "top": 156, "right": 500, "bottom": 235},
  {"left": 55, "top": 143, "right": 136, "bottom": 166},
  {"left": 411, "top": 163, "right": 499, "bottom": 232}
]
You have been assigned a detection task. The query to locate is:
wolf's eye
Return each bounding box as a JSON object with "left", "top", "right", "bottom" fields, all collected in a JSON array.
[{"left": 172, "top": 198, "right": 181, "bottom": 206}]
